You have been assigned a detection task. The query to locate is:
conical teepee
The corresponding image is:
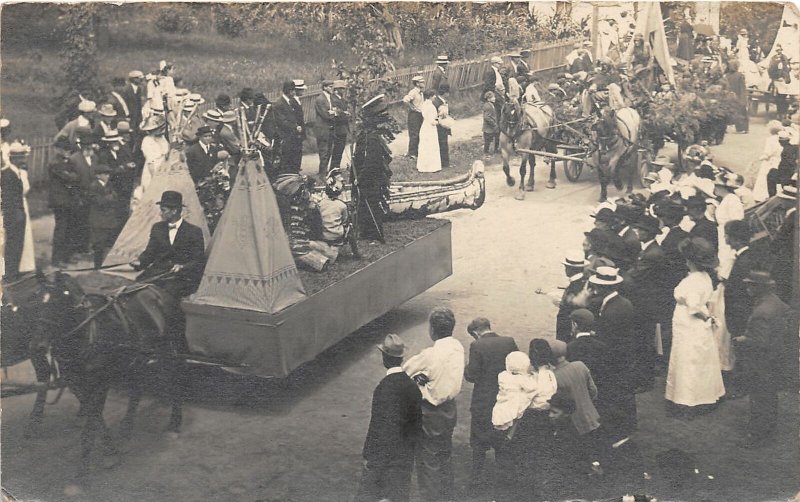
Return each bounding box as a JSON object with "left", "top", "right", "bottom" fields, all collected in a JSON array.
[
  {"left": 190, "top": 158, "right": 306, "bottom": 313},
  {"left": 103, "top": 149, "right": 211, "bottom": 280}
]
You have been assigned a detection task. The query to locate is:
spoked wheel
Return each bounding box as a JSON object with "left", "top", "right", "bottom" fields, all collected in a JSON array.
[
  {"left": 637, "top": 148, "right": 654, "bottom": 188},
  {"left": 564, "top": 159, "right": 584, "bottom": 182}
]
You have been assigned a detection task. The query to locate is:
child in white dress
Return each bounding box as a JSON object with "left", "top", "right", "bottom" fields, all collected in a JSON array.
[{"left": 492, "top": 351, "right": 538, "bottom": 432}]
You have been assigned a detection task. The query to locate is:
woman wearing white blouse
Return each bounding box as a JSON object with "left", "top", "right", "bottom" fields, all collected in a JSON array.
[
  {"left": 753, "top": 121, "right": 784, "bottom": 202},
  {"left": 416, "top": 89, "right": 442, "bottom": 173}
]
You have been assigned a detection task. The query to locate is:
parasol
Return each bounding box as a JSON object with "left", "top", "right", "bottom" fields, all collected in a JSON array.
[{"left": 694, "top": 24, "right": 716, "bottom": 38}]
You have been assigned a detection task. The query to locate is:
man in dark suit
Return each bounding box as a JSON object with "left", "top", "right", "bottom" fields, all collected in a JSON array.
[
  {"left": 330, "top": 81, "right": 351, "bottom": 171},
  {"left": 432, "top": 84, "right": 451, "bottom": 169},
  {"left": 98, "top": 131, "right": 136, "bottom": 225},
  {"left": 589, "top": 266, "right": 637, "bottom": 442},
  {"left": 69, "top": 134, "right": 100, "bottom": 257},
  {"left": 463, "top": 317, "right": 518, "bottom": 482},
  {"left": 623, "top": 215, "right": 669, "bottom": 392},
  {"left": 185, "top": 126, "right": 217, "bottom": 185},
  {"left": 108, "top": 77, "right": 131, "bottom": 123},
  {"left": 567, "top": 309, "right": 609, "bottom": 387},
  {"left": 313, "top": 80, "right": 337, "bottom": 178},
  {"left": 272, "top": 81, "right": 305, "bottom": 174},
  {"left": 655, "top": 201, "right": 690, "bottom": 363},
  {"left": 429, "top": 55, "right": 450, "bottom": 94},
  {"left": 122, "top": 71, "right": 145, "bottom": 134},
  {"left": 483, "top": 56, "right": 506, "bottom": 121},
  {"left": 685, "top": 195, "right": 718, "bottom": 253},
  {"left": 130, "top": 191, "right": 205, "bottom": 300},
  {"left": 87, "top": 164, "right": 121, "bottom": 269},
  {"left": 733, "top": 271, "right": 793, "bottom": 447},
  {"left": 48, "top": 145, "right": 82, "bottom": 267},
  {"left": 357, "top": 334, "right": 422, "bottom": 502},
  {"left": 556, "top": 251, "right": 589, "bottom": 342}
]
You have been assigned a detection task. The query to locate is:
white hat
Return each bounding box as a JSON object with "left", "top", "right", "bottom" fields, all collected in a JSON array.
[
  {"left": 293, "top": 79, "right": 307, "bottom": 90},
  {"left": 78, "top": 100, "right": 97, "bottom": 113},
  {"left": 203, "top": 109, "right": 223, "bottom": 122},
  {"left": 490, "top": 56, "right": 503, "bottom": 65},
  {"left": 8, "top": 140, "right": 31, "bottom": 155},
  {"left": 777, "top": 130, "right": 790, "bottom": 140},
  {"left": 175, "top": 88, "right": 190, "bottom": 97},
  {"left": 128, "top": 70, "right": 144, "bottom": 79},
  {"left": 562, "top": 250, "right": 588, "bottom": 268},
  {"left": 187, "top": 93, "right": 205, "bottom": 105},
  {"left": 411, "top": 75, "right": 425, "bottom": 83},
  {"left": 0, "top": 118, "right": 9, "bottom": 128},
  {"left": 778, "top": 184, "right": 797, "bottom": 200},
  {"left": 589, "top": 266, "right": 623, "bottom": 285}
]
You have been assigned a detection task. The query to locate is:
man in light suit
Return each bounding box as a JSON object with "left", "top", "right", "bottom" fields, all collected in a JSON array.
[
  {"left": 356, "top": 334, "right": 422, "bottom": 502},
  {"left": 463, "top": 317, "right": 518, "bottom": 483},
  {"left": 313, "top": 80, "right": 337, "bottom": 178}
]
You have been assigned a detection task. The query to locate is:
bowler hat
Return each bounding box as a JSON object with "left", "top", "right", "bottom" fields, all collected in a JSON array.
[
  {"left": 589, "top": 266, "right": 623, "bottom": 286},
  {"left": 216, "top": 93, "right": 232, "bottom": 107},
  {"left": 117, "top": 121, "right": 131, "bottom": 133},
  {"left": 569, "top": 308, "right": 594, "bottom": 328},
  {"left": 157, "top": 190, "right": 184, "bottom": 208},
  {"left": 592, "top": 207, "right": 618, "bottom": 224},
  {"left": 743, "top": 270, "right": 776, "bottom": 286},
  {"left": 377, "top": 334, "right": 407, "bottom": 358},
  {"left": 239, "top": 87, "right": 255, "bottom": 101},
  {"left": 632, "top": 214, "right": 661, "bottom": 234}
]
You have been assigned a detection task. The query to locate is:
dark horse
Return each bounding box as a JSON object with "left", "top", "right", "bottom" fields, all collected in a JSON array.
[
  {"left": 33, "top": 271, "right": 186, "bottom": 480},
  {"left": 499, "top": 100, "right": 555, "bottom": 200},
  {"left": 590, "top": 107, "right": 641, "bottom": 202},
  {"left": 2, "top": 272, "right": 60, "bottom": 438}
]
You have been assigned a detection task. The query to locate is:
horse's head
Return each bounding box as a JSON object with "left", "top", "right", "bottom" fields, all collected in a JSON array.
[
  {"left": 30, "top": 272, "right": 88, "bottom": 350},
  {"left": 500, "top": 101, "right": 520, "bottom": 135}
]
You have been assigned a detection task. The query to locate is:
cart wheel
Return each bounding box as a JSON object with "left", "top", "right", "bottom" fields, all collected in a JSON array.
[
  {"left": 638, "top": 149, "right": 654, "bottom": 187},
  {"left": 564, "top": 159, "right": 583, "bottom": 182}
]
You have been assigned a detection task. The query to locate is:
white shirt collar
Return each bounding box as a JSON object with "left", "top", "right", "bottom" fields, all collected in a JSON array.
[
  {"left": 282, "top": 94, "right": 292, "bottom": 104},
  {"left": 575, "top": 332, "right": 592, "bottom": 339},
  {"left": 641, "top": 239, "right": 655, "bottom": 250},
  {"left": 386, "top": 367, "right": 404, "bottom": 376},
  {"left": 169, "top": 218, "right": 184, "bottom": 230},
  {"left": 569, "top": 272, "right": 583, "bottom": 283},
  {"left": 618, "top": 225, "right": 630, "bottom": 237},
  {"left": 601, "top": 291, "right": 619, "bottom": 311},
  {"left": 735, "top": 246, "right": 749, "bottom": 257}
]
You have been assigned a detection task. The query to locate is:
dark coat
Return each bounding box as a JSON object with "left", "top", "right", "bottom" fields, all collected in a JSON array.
[
  {"left": 595, "top": 293, "right": 637, "bottom": 390},
  {"left": 1, "top": 168, "right": 25, "bottom": 220},
  {"left": 47, "top": 156, "right": 82, "bottom": 209},
  {"left": 689, "top": 217, "right": 718, "bottom": 253},
  {"left": 464, "top": 333, "right": 519, "bottom": 413},
  {"left": 185, "top": 141, "right": 218, "bottom": 184},
  {"left": 122, "top": 83, "right": 144, "bottom": 130},
  {"left": 98, "top": 146, "right": 136, "bottom": 202},
  {"left": 331, "top": 93, "right": 350, "bottom": 139},
  {"left": 619, "top": 226, "right": 642, "bottom": 266},
  {"left": 362, "top": 370, "right": 422, "bottom": 467},
  {"left": 137, "top": 220, "right": 206, "bottom": 297},
  {"left": 725, "top": 247, "right": 760, "bottom": 337},
  {"left": 556, "top": 276, "right": 587, "bottom": 342},
  {"left": 313, "top": 92, "right": 336, "bottom": 138},
  {"left": 623, "top": 240, "right": 670, "bottom": 321},
  {"left": 660, "top": 226, "right": 690, "bottom": 293},
  {"left": 738, "top": 292, "right": 793, "bottom": 389},
  {"left": 272, "top": 96, "right": 305, "bottom": 141},
  {"left": 567, "top": 334, "right": 609, "bottom": 386},
  {"left": 430, "top": 66, "right": 449, "bottom": 94},
  {"left": 68, "top": 151, "right": 99, "bottom": 193},
  {"left": 88, "top": 180, "right": 120, "bottom": 230}
]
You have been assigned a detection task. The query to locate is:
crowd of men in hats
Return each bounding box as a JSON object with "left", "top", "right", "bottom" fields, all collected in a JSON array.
[{"left": 355, "top": 138, "right": 797, "bottom": 501}]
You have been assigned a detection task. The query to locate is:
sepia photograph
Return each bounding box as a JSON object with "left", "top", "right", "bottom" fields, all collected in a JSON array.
[{"left": 0, "top": 1, "right": 798, "bottom": 501}]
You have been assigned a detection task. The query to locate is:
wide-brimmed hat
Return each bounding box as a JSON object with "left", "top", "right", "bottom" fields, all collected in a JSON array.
[
  {"left": 101, "top": 131, "right": 124, "bottom": 143},
  {"left": 490, "top": 56, "right": 503, "bottom": 65},
  {"left": 203, "top": 109, "right": 223, "bottom": 122},
  {"left": 140, "top": 115, "right": 166, "bottom": 132},
  {"left": 175, "top": 88, "right": 189, "bottom": 98},
  {"left": 97, "top": 103, "right": 117, "bottom": 117},
  {"left": 679, "top": 237, "right": 719, "bottom": 269},
  {"left": 643, "top": 172, "right": 660, "bottom": 184},
  {"left": 220, "top": 110, "right": 237, "bottom": 123},
  {"left": 508, "top": 51, "right": 521, "bottom": 58},
  {"left": 377, "top": 333, "right": 406, "bottom": 358},
  {"left": 361, "top": 94, "right": 388, "bottom": 115},
  {"left": 156, "top": 190, "right": 184, "bottom": 208},
  {"left": 743, "top": 270, "right": 776, "bottom": 286},
  {"left": 589, "top": 266, "right": 623, "bottom": 285},
  {"left": 777, "top": 130, "right": 790, "bottom": 141},
  {"left": 411, "top": 75, "right": 425, "bottom": 83},
  {"left": 562, "top": 250, "right": 588, "bottom": 268},
  {"left": 78, "top": 100, "right": 97, "bottom": 113}
]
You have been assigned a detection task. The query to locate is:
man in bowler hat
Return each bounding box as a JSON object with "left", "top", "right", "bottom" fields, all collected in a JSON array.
[{"left": 357, "top": 334, "right": 422, "bottom": 502}]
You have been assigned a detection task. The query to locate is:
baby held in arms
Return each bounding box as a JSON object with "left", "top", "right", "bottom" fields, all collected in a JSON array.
[{"left": 492, "top": 351, "right": 539, "bottom": 437}]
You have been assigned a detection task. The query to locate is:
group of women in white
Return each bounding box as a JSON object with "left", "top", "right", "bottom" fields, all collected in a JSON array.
[{"left": 416, "top": 89, "right": 452, "bottom": 174}]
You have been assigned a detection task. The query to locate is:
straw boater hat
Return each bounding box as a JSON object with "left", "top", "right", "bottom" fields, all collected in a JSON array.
[
  {"left": 490, "top": 56, "right": 503, "bottom": 65},
  {"left": 78, "top": 100, "right": 97, "bottom": 114},
  {"left": 97, "top": 103, "right": 117, "bottom": 118},
  {"left": 203, "top": 109, "right": 223, "bottom": 122},
  {"left": 436, "top": 55, "right": 449, "bottom": 64},
  {"left": 562, "top": 250, "right": 588, "bottom": 268},
  {"left": 101, "top": 130, "right": 124, "bottom": 143},
  {"left": 293, "top": 79, "right": 307, "bottom": 90},
  {"left": 333, "top": 80, "right": 348, "bottom": 90},
  {"left": 187, "top": 93, "right": 205, "bottom": 106},
  {"left": 411, "top": 75, "right": 425, "bottom": 83},
  {"left": 589, "top": 266, "right": 623, "bottom": 286},
  {"left": 8, "top": 140, "right": 31, "bottom": 156},
  {"left": 220, "top": 111, "right": 237, "bottom": 123},
  {"left": 778, "top": 183, "right": 797, "bottom": 200},
  {"left": 128, "top": 70, "right": 144, "bottom": 80}
]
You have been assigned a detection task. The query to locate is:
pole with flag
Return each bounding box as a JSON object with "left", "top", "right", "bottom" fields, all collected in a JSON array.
[{"left": 625, "top": 0, "right": 675, "bottom": 86}]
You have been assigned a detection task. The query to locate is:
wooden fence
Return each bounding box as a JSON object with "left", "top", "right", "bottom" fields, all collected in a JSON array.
[{"left": 22, "top": 38, "right": 578, "bottom": 185}]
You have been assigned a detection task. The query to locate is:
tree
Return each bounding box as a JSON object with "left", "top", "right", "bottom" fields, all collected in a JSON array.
[{"left": 720, "top": 2, "right": 783, "bottom": 53}]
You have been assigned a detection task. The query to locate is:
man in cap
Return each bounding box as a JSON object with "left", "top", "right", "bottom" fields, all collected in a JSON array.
[
  {"left": 555, "top": 251, "right": 589, "bottom": 343},
  {"left": 567, "top": 309, "right": 609, "bottom": 394},
  {"left": 402, "top": 76, "right": 425, "bottom": 160},
  {"left": 402, "top": 307, "right": 464, "bottom": 501},
  {"left": 54, "top": 100, "right": 97, "bottom": 152},
  {"left": 430, "top": 55, "right": 450, "bottom": 95},
  {"left": 623, "top": 214, "right": 669, "bottom": 392},
  {"left": 185, "top": 125, "right": 218, "bottom": 185},
  {"left": 130, "top": 190, "right": 205, "bottom": 300},
  {"left": 238, "top": 87, "right": 257, "bottom": 129},
  {"left": 356, "top": 334, "right": 422, "bottom": 502},
  {"left": 272, "top": 80, "right": 306, "bottom": 174},
  {"left": 330, "top": 80, "right": 351, "bottom": 171},
  {"left": 733, "top": 271, "right": 793, "bottom": 447},
  {"left": 483, "top": 56, "right": 506, "bottom": 120},
  {"left": 314, "top": 80, "right": 337, "bottom": 177},
  {"left": 463, "top": 317, "right": 518, "bottom": 484},
  {"left": 517, "top": 49, "right": 532, "bottom": 77},
  {"left": 123, "top": 71, "right": 145, "bottom": 135},
  {"left": 589, "top": 266, "right": 637, "bottom": 442}
]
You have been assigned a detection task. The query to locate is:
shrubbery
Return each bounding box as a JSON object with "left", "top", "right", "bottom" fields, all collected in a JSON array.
[{"left": 155, "top": 6, "right": 197, "bottom": 34}]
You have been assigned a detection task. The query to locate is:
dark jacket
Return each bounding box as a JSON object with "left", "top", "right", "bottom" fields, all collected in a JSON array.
[
  {"left": 137, "top": 220, "right": 206, "bottom": 296},
  {"left": 1, "top": 168, "right": 25, "bottom": 220},
  {"left": 567, "top": 334, "right": 609, "bottom": 387},
  {"left": 68, "top": 151, "right": 99, "bottom": 193},
  {"left": 556, "top": 276, "right": 587, "bottom": 342},
  {"left": 331, "top": 93, "right": 350, "bottom": 139},
  {"left": 430, "top": 66, "right": 449, "bottom": 94},
  {"left": 464, "top": 332, "right": 519, "bottom": 413},
  {"left": 47, "top": 156, "right": 82, "bottom": 209},
  {"left": 660, "top": 225, "right": 690, "bottom": 294},
  {"left": 623, "top": 240, "right": 670, "bottom": 321},
  {"left": 725, "top": 247, "right": 759, "bottom": 337},
  {"left": 595, "top": 292, "right": 637, "bottom": 390},
  {"left": 739, "top": 292, "right": 793, "bottom": 389},
  {"left": 362, "top": 370, "right": 422, "bottom": 467},
  {"left": 313, "top": 92, "right": 336, "bottom": 137},
  {"left": 272, "top": 96, "right": 305, "bottom": 142},
  {"left": 122, "top": 83, "right": 144, "bottom": 130},
  {"left": 482, "top": 102, "right": 499, "bottom": 134},
  {"left": 98, "top": 146, "right": 136, "bottom": 202},
  {"left": 185, "top": 141, "right": 218, "bottom": 184},
  {"left": 689, "top": 217, "right": 718, "bottom": 253},
  {"left": 88, "top": 179, "right": 120, "bottom": 230}
]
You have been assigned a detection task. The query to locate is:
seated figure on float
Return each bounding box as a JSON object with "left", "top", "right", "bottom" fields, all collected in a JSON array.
[
  {"left": 582, "top": 57, "right": 627, "bottom": 118},
  {"left": 316, "top": 168, "right": 352, "bottom": 252},
  {"left": 274, "top": 173, "right": 331, "bottom": 272}
]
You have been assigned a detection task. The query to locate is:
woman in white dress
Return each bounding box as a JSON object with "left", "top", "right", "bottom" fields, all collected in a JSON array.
[
  {"left": 416, "top": 89, "right": 442, "bottom": 173},
  {"left": 752, "top": 121, "right": 784, "bottom": 202},
  {"left": 137, "top": 115, "right": 170, "bottom": 196},
  {"left": 665, "top": 237, "right": 726, "bottom": 414},
  {"left": 8, "top": 143, "right": 35, "bottom": 273}
]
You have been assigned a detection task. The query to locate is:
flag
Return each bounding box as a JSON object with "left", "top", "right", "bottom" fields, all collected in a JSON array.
[{"left": 625, "top": 0, "right": 675, "bottom": 86}]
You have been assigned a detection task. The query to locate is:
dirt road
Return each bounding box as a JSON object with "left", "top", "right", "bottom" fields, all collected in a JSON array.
[{"left": 2, "top": 116, "right": 797, "bottom": 502}]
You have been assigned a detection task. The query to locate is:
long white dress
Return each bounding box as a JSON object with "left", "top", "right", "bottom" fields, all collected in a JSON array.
[
  {"left": 18, "top": 167, "right": 35, "bottom": 273},
  {"left": 710, "top": 193, "right": 745, "bottom": 371},
  {"left": 416, "top": 99, "right": 441, "bottom": 173},
  {"left": 665, "top": 271, "right": 726, "bottom": 406},
  {"left": 138, "top": 134, "right": 170, "bottom": 194},
  {"left": 753, "top": 134, "right": 782, "bottom": 202}
]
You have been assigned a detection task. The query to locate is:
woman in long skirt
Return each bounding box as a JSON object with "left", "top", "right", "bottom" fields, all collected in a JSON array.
[
  {"left": 665, "top": 237, "right": 725, "bottom": 414},
  {"left": 416, "top": 89, "right": 442, "bottom": 174}
]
